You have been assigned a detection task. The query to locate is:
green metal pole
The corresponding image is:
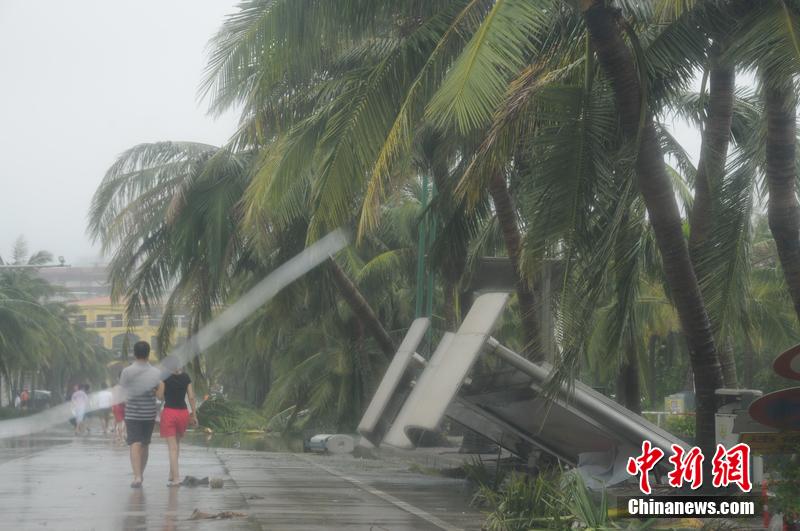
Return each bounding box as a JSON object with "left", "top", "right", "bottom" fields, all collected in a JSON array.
[
  {"left": 425, "top": 182, "right": 437, "bottom": 323},
  {"left": 414, "top": 173, "right": 429, "bottom": 318}
]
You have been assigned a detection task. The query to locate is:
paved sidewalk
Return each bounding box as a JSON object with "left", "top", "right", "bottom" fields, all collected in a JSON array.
[
  {"left": 0, "top": 432, "right": 482, "bottom": 530},
  {"left": 217, "top": 449, "right": 481, "bottom": 530},
  {"left": 1, "top": 433, "right": 253, "bottom": 530}
]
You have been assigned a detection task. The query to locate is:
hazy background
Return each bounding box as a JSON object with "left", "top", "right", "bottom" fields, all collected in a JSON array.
[
  {"left": 0, "top": 1, "right": 703, "bottom": 266},
  {"left": 0, "top": 1, "right": 240, "bottom": 265}
]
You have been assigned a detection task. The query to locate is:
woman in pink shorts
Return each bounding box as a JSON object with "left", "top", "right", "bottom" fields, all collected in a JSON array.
[
  {"left": 111, "top": 402, "right": 126, "bottom": 443},
  {"left": 156, "top": 369, "right": 197, "bottom": 487}
]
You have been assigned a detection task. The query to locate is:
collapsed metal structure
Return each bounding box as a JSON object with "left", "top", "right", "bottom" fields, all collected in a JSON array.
[{"left": 358, "top": 292, "right": 687, "bottom": 486}]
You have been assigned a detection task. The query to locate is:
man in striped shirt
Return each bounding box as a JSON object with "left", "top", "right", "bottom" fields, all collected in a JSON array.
[{"left": 119, "top": 341, "right": 162, "bottom": 488}]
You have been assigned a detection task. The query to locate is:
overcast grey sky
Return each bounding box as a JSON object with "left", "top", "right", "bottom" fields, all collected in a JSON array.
[{"left": 0, "top": 1, "right": 240, "bottom": 265}]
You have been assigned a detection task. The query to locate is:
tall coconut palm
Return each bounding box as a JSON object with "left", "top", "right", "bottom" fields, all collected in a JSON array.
[
  {"left": 199, "top": 0, "right": 583, "bottom": 360},
  {"left": 726, "top": 0, "right": 800, "bottom": 324},
  {"left": 199, "top": 1, "right": 758, "bottom": 453},
  {"left": 577, "top": 0, "right": 724, "bottom": 456},
  {"left": 763, "top": 75, "right": 800, "bottom": 323},
  {"left": 90, "top": 139, "right": 404, "bottom": 381},
  {"left": 89, "top": 141, "right": 253, "bottom": 385}
]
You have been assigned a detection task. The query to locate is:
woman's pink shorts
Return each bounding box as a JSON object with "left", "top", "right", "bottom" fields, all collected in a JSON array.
[
  {"left": 160, "top": 407, "right": 190, "bottom": 438},
  {"left": 112, "top": 403, "right": 125, "bottom": 423}
]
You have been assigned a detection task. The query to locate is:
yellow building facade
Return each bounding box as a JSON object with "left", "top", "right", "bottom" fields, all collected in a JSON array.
[{"left": 71, "top": 296, "right": 188, "bottom": 358}]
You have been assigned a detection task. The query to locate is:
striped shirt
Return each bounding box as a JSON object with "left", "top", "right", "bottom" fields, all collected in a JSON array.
[{"left": 119, "top": 361, "right": 161, "bottom": 421}]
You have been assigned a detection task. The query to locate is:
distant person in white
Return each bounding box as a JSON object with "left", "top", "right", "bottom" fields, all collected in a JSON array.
[
  {"left": 95, "top": 388, "right": 113, "bottom": 434},
  {"left": 70, "top": 385, "right": 89, "bottom": 436}
]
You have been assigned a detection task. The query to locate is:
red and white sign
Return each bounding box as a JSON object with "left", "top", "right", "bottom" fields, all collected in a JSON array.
[
  {"left": 748, "top": 387, "right": 800, "bottom": 431},
  {"left": 773, "top": 344, "right": 800, "bottom": 381}
]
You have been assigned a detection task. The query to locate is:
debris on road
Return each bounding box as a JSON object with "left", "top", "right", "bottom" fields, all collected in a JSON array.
[
  {"left": 189, "top": 509, "right": 248, "bottom": 520},
  {"left": 181, "top": 475, "right": 209, "bottom": 487}
]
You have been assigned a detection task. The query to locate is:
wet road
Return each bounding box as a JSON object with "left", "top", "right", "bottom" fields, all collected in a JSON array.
[
  {"left": 0, "top": 430, "right": 481, "bottom": 530},
  {"left": 0, "top": 430, "right": 253, "bottom": 530},
  {"left": 0, "top": 431, "right": 72, "bottom": 465},
  {"left": 219, "top": 449, "right": 480, "bottom": 530}
]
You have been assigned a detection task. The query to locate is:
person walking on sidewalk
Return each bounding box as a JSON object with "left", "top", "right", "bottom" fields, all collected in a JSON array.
[
  {"left": 119, "top": 341, "right": 161, "bottom": 488},
  {"left": 70, "top": 384, "right": 89, "bottom": 435},
  {"left": 95, "top": 386, "right": 113, "bottom": 434},
  {"left": 111, "top": 384, "right": 127, "bottom": 444},
  {"left": 156, "top": 368, "right": 197, "bottom": 487}
]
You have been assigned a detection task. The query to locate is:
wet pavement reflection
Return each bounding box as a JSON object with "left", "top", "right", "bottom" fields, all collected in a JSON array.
[
  {"left": 0, "top": 428, "right": 255, "bottom": 530},
  {"left": 0, "top": 427, "right": 480, "bottom": 530}
]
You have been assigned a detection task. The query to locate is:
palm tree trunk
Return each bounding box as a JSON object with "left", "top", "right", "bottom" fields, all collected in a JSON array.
[
  {"left": 689, "top": 45, "right": 735, "bottom": 257},
  {"left": 488, "top": 172, "right": 542, "bottom": 361},
  {"left": 582, "top": 1, "right": 723, "bottom": 458},
  {"left": 189, "top": 321, "right": 209, "bottom": 395},
  {"left": 719, "top": 337, "right": 738, "bottom": 389},
  {"left": 647, "top": 334, "right": 658, "bottom": 409},
  {"left": 743, "top": 332, "right": 755, "bottom": 389},
  {"left": 763, "top": 77, "right": 800, "bottom": 324},
  {"left": 617, "top": 346, "right": 641, "bottom": 415},
  {"left": 442, "top": 280, "right": 458, "bottom": 330},
  {"left": 690, "top": 50, "right": 737, "bottom": 390},
  {"left": 328, "top": 258, "right": 395, "bottom": 358}
]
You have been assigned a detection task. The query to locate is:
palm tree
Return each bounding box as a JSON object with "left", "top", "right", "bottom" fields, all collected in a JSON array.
[
  {"left": 725, "top": 0, "right": 800, "bottom": 325},
  {"left": 0, "top": 240, "right": 109, "bottom": 397},
  {"left": 89, "top": 141, "right": 252, "bottom": 386},
  {"left": 763, "top": 74, "right": 800, "bottom": 323},
  {"left": 196, "top": 0, "right": 743, "bottom": 453},
  {"left": 685, "top": 21, "right": 738, "bottom": 388},
  {"left": 199, "top": 0, "right": 573, "bottom": 360},
  {"left": 89, "top": 1, "right": 800, "bottom": 456},
  {"left": 577, "top": 0, "right": 725, "bottom": 456},
  {"left": 89, "top": 139, "right": 402, "bottom": 379},
  {"left": 203, "top": 185, "right": 423, "bottom": 427}
]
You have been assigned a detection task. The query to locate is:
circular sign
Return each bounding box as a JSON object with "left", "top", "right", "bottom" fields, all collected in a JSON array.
[
  {"left": 774, "top": 344, "right": 800, "bottom": 381},
  {"left": 748, "top": 387, "right": 800, "bottom": 431}
]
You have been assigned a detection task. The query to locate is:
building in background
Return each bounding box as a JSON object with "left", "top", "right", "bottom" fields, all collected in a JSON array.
[
  {"left": 38, "top": 266, "right": 188, "bottom": 358},
  {"left": 38, "top": 266, "right": 110, "bottom": 300}
]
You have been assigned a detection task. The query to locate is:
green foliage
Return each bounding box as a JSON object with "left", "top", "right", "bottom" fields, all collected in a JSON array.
[
  {"left": 0, "top": 407, "right": 26, "bottom": 420},
  {"left": 664, "top": 415, "right": 696, "bottom": 442},
  {"left": 473, "top": 468, "right": 656, "bottom": 530},
  {"left": 196, "top": 396, "right": 266, "bottom": 433},
  {"left": 474, "top": 472, "right": 569, "bottom": 531},
  {"left": 770, "top": 450, "right": 800, "bottom": 522},
  {"left": 462, "top": 457, "right": 508, "bottom": 490},
  {"left": 88, "top": 0, "right": 800, "bottom": 437},
  {"left": 0, "top": 237, "right": 111, "bottom": 394}
]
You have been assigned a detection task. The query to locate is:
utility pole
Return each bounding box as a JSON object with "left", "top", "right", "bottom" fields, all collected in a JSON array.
[
  {"left": 414, "top": 174, "right": 437, "bottom": 350},
  {"left": 414, "top": 174, "right": 429, "bottom": 319}
]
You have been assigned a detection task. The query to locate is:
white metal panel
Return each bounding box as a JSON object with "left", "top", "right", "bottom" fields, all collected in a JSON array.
[
  {"left": 383, "top": 293, "right": 509, "bottom": 448},
  {"left": 383, "top": 332, "right": 455, "bottom": 448},
  {"left": 357, "top": 318, "right": 429, "bottom": 440}
]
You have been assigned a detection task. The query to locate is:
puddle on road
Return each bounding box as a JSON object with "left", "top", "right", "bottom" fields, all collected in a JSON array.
[{"left": 0, "top": 430, "right": 73, "bottom": 464}]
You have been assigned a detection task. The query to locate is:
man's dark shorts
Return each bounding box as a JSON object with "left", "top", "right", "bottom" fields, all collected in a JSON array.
[{"left": 125, "top": 419, "right": 155, "bottom": 445}]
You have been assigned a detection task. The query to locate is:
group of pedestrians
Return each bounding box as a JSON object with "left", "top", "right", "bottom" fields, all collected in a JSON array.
[
  {"left": 119, "top": 340, "right": 198, "bottom": 488},
  {"left": 63, "top": 340, "right": 198, "bottom": 488},
  {"left": 12, "top": 387, "right": 30, "bottom": 409},
  {"left": 66, "top": 382, "right": 113, "bottom": 436}
]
